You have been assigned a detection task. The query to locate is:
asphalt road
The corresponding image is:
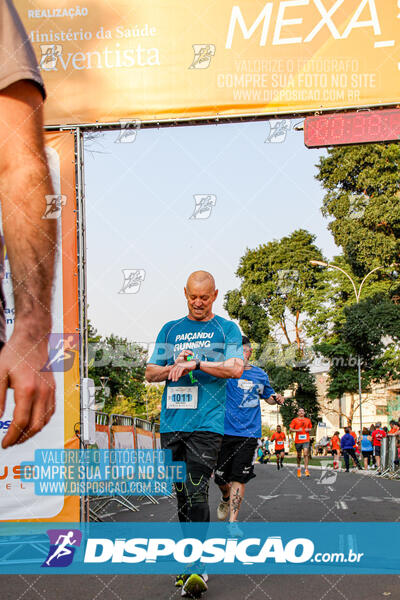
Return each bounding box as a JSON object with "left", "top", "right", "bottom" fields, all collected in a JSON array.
[{"left": 1, "top": 463, "right": 399, "bottom": 600}]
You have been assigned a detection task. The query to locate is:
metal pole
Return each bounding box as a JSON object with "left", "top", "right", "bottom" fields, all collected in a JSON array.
[
  {"left": 75, "top": 126, "right": 89, "bottom": 523},
  {"left": 357, "top": 355, "right": 363, "bottom": 433},
  {"left": 76, "top": 126, "right": 88, "bottom": 379}
]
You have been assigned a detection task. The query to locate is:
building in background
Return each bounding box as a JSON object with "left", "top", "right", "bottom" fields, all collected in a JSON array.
[{"left": 314, "top": 368, "right": 400, "bottom": 434}]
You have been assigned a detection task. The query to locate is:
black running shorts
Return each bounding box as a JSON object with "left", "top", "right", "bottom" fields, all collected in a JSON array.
[{"left": 214, "top": 435, "right": 258, "bottom": 485}]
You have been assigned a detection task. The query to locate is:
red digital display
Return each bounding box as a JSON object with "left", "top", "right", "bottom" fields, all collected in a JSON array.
[{"left": 304, "top": 109, "right": 400, "bottom": 148}]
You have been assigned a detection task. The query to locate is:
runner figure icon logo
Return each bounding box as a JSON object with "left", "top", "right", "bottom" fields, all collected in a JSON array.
[
  {"left": 316, "top": 466, "right": 338, "bottom": 486},
  {"left": 41, "top": 333, "right": 79, "bottom": 372},
  {"left": 265, "top": 120, "right": 292, "bottom": 144},
  {"left": 39, "top": 44, "right": 62, "bottom": 71},
  {"left": 189, "top": 44, "right": 216, "bottom": 69},
  {"left": 115, "top": 119, "right": 141, "bottom": 144},
  {"left": 42, "top": 529, "right": 82, "bottom": 568},
  {"left": 189, "top": 195, "right": 217, "bottom": 220},
  {"left": 119, "top": 269, "right": 146, "bottom": 294},
  {"left": 43, "top": 195, "right": 67, "bottom": 219}
]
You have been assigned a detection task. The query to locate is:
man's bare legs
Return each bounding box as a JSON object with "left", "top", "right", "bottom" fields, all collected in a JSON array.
[
  {"left": 229, "top": 481, "right": 245, "bottom": 523},
  {"left": 218, "top": 481, "right": 245, "bottom": 523},
  {"left": 303, "top": 447, "right": 309, "bottom": 470}
]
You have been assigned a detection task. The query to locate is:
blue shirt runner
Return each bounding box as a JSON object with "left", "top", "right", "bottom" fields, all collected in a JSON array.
[
  {"left": 148, "top": 315, "right": 243, "bottom": 435},
  {"left": 224, "top": 365, "right": 275, "bottom": 438}
]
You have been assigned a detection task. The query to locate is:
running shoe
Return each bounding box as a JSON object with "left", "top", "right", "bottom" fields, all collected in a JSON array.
[
  {"left": 297, "top": 468, "right": 301, "bottom": 478},
  {"left": 305, "top": 469, "right": 310, "bottom": 477},
  {"left": 217, "top": 498, "right": 230, "bottom": 521},
  {"left": 227, "top": 522, "right": 244, "bottom": 538},
  {"left": 277, "top": 462, "right": 280, "bottom": 470},
  {"left": 175, "top": 575, "right": 189, "bottom": 588},
  {"left": 181, "top": 573, "right": 208, "bottom": 598}
]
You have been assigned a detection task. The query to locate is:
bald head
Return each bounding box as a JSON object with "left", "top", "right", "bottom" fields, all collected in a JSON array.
[
  {"left": 185, "top": 271, "right": 218, "bottom": 321},
  {"left": 186, "top": 270, "right": 216, "bottom": 291}
]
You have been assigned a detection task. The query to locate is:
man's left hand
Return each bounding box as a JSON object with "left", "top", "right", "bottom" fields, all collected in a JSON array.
[{"left": 168, "top": 358, "right": 196, "bottom": 382}]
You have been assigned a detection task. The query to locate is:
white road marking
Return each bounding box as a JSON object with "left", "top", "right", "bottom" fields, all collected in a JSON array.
[
  {"left": 258, "top": 495, "right": 280, "bottom": 501},
  {"left": 335, "top": 500, "right": 348, "bottom": 510}
]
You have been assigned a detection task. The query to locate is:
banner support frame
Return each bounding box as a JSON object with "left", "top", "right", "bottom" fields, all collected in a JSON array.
[
  {"left": 43, "top": 101, "right": 399, "bottom": 134},
  {"left": 74, "top": 126, "right": 90, "bottom": 522}
]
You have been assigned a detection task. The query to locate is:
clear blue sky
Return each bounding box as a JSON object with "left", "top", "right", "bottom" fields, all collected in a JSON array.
[{"left": 84, "top": 119, "right": 338, "bottom": 344}]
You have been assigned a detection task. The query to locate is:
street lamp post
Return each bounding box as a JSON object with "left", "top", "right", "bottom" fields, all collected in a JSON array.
[{"left": 310, "top": 260, "right": 398, "bottom": 432}]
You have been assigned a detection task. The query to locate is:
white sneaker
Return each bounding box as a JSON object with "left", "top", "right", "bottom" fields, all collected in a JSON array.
[
  {"left": 227, "top": 522, "right": 244, "bottom": 538},
  {"left": 217, "top": 498, "right": 230, "bottom": 521}
]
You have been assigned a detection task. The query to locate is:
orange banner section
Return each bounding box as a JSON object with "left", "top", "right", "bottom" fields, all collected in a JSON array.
[
  {"left": 16, "top": 0, "right": 400, "bottom": 125},
  {"left": 0, "top": 131, "right": 79, "bottom": 522},
  {"left": 49, "top": 130, "right": 80, "bottom": 522}
]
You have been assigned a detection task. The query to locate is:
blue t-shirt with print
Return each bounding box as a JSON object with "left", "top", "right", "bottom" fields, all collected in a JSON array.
[
  {"left": 224, "top": 365, "right": 275, "bottom": 438},
  {"left": 148, "top": 315, "right": 243, "bottom": 435}
]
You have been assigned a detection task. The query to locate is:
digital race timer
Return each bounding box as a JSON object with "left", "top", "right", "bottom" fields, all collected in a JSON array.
[{"left": 304, "top": 109, "right": 400, "bottom": 148}]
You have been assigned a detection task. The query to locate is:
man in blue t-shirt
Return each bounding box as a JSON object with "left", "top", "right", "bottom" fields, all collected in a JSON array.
[
  {"left": 146, "top": 271, "right": 243, "bottom": 597},
  {"left": 214, "top": 336, "right": 284, "bottom": 531}
]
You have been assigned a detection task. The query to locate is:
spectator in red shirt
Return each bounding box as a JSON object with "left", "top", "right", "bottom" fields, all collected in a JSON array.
[
  {"left": 388, "top": 421, "right": 400, "bottom": 467},
  {"left": 371, "top": 422, "right": 386, "bottom": 471}
]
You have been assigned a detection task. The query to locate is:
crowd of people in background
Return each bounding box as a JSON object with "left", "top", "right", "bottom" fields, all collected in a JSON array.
[{"left": 257, "top": 419, "right": 400, "bottom": 474}]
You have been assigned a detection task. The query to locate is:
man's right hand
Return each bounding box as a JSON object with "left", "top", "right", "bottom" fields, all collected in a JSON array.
[{"left": 0, "top": 332, "right": 55, "bottom": 448}]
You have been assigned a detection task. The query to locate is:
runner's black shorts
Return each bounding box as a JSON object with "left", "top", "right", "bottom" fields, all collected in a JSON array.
[
  {"left": 275, "top": 448, "right": 284, "bottom": 455},
  {"left": 214, "top": 435, "right": 258, "bottom": 485},
  {"left": 161, "top": 430, "right": 223, "bottom": 481}
]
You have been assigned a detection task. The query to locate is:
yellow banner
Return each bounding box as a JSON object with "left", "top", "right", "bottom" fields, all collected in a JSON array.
[{"left": 16, "top": 0, "right": 400, "bottom": 125}]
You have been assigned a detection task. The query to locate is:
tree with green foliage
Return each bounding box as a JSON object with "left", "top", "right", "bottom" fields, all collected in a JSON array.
[
  {"left": 314, "top": 144, "right": 400, "bottom": 425},
  {"left": 262, "top": 363, "right": 319, "bottom": 431},
  {"left": 88, "top": 322, "right": 147, "bottom": 415},
  {"left": 225, "top": 229, "right": 326, "bottom": 352},
  {"left": 224, "top": 230, "right": 322, "bottom": 429},
  {"left": 316, "top": 143, "right": 400, "bottom": 289},
  {"left": 315, "top": 294, "right": 400, "bottom": 426},
  {"left": 110, "top": 385, "right": 162, "bottom": 422}
]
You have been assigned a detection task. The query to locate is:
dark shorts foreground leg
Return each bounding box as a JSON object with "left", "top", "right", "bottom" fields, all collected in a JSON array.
[{"left": 161, "top": 430, "right": 222, "bottom": 523}]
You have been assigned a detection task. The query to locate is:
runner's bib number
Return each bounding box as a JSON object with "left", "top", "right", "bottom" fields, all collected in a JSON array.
[
  {"left": 298, "top": 434, "right": 307, "bottom": 441},
  {"left": 166, "top": 386, "right": 198, "bottom": 409}
]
